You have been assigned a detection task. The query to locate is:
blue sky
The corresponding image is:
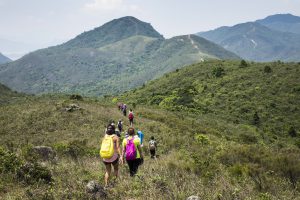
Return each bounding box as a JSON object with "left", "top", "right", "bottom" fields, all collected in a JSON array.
[{"left": 1, "top": 0, "right": 300, "bottom": 59}]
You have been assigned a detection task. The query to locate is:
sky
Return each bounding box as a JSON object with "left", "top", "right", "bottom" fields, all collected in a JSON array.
[{"left": 1, "top": 0, "right": 300, "bottom": 59}]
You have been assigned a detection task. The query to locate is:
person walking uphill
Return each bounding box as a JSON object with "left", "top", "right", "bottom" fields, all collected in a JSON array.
[
  {"left": 121, "top": 127, "right": 144, "bottom": 176},
  {"left": 149, "top": 136, "right": 157, "bottom": 159},
  {"left": 128, "top": 109, "right": 134, "bottom": 127},
  {"left": 122, "top": 104, "right": 127, "bottom": 116},
  {"left": 100, "top": 124, "right": 121, "bottom": 187}
]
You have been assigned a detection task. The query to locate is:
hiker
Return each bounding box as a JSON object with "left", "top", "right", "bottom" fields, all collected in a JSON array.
[
  {"left": 117, "top": 102, "right": 123, "bottom": 111},
  {"left": 137, "top": 129, "right": 144, "bottom": 147},
  {"left": 100, "top": 124, "right": 121, "bottom": 187},
  {"left": 117, "top": 119, "right": 123, "bottom": 134},
  {"left": 104, "top": 120, "right": 116, "bottom": 135},
  {"left": 148, "top": 136, "right": 157, "bottom": 159},
  {"left": 122, "top": 104, "right": 127, "bottom": 116},
  {"left": 128, "top": 109, "right": 134, "bottom": 126},
  {"left": 121, "top": 127, "right": 144, "bottom": 176}
]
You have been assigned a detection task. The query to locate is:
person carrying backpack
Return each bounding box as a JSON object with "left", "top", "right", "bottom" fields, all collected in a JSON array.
[
  {"left": 122, "top": 104, "right": 127, "bottom": 116},
  {"left": 100, "top": 124, "right": 121, "bottom": 187},
  {"left": 148, "top": 136, "right": 157, "bottom": 159},
  {"left": 121, "top": 127, "right": 144, "bottom": 176},
  {"left": 128, "top": 109, "right": 134, "bottom": 127},
  {"left": 117, "top": 119, "right": 123, "bottom": 134}
]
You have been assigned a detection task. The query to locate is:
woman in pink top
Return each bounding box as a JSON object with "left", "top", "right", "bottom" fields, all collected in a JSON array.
[{"left": 102, "top": 124, "right": 121, "bottom": 187}]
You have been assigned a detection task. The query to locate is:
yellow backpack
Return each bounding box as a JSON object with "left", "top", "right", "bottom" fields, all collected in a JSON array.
[{"left": 100, "top": 135, "right": 114, "bottom": 159}]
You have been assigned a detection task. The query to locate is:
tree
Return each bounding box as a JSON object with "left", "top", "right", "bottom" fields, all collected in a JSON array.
[{"left": 240, "top": 60, "right": 248, "bottom": 68}]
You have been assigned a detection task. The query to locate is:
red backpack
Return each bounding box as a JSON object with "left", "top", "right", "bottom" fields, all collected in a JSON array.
[{"left": 129, "top": 112, "right": 134, "bottom": 120}]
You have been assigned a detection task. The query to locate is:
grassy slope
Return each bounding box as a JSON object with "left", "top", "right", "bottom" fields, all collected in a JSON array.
[
  {"left": 0, "top": 60, "right": 300, "bottom": 199},
  {"left": 0, "top": 83, "right": 25, "bottom": 105},
  {"left": 121, "top": 60, "right": 300, "bottom": 136}
]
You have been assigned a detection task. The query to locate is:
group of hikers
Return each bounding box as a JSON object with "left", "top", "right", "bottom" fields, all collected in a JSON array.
[{"left": 100, "top": 105, "right": 158, "bottom": 187}]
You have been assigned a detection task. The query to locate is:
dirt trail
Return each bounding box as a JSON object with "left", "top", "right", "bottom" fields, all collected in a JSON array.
[{"left": 188, "top": 35, "right": 204, "bottom": 61}]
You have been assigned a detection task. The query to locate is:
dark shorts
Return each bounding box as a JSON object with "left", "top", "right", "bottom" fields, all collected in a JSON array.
[
  {"left": 150, "top": 149, "right": 156, "bottom": 158},
  {"left": 103, "top": 157, "right": 119, "bottom": 166}
]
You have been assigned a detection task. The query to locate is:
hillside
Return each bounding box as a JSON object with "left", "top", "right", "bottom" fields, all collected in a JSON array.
[
  {"left": 1, "top": 60, "right": 299, "bottom": 199},
  {"left": 0, "top": 53, "right": 11, "bottom": 64},
  {"left": 0, "top": 82, "right": 24, "bottom": 104},
  {"left": 0, "top": 17, "right": 239, "bottom": 96},
  {"left": 198, "top": 14, "right": 300, "bottom": 62},
  {"left": 256, "top": 14, "right": 300, "bottom": 34},
  {"left": 119, "top": 60, "right": 300, "bottom": 136}
]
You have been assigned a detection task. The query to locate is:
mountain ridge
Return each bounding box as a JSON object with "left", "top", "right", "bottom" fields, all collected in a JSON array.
[
  {"left": 256, "top": 14, "right": 300, "bottom": 34},
  {"left": 0, "top": 17, "right": 239, "bottom": 96},
  {"left": 0, "top": 52, "right": 11, "bottom": 64},
  {"left": 197, "top": 14, "right": 300, "bottom": 61}
]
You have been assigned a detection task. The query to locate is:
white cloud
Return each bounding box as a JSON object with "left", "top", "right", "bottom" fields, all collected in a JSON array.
[
  {"left": 83, "top": 0, "right": 141, "bottom": 12},
  {"left": 84, "top": 0, "right": 123, "bottom": 11}
]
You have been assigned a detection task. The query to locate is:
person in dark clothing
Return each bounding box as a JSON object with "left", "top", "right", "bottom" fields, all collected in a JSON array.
[
  {"left": 121, "top": 127, "right": 143, "bottom": 176},
  {"left": 148, "top": 136, "right": 157, "bottom": 159}
]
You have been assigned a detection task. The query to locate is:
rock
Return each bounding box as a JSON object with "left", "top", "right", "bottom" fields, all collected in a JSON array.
[
  {"left": 86, "top": 181, "right": 101, "bottom": 193},
  {"left": 65, "top": 104, "right": 81, "bottom": 112},
  {"left": 86, "top": 181, "right": 107, "bottom": 199},
  {"left": 32, "top": 146, "right": 56, "bottom": 161},
  {"left": 187, "top": 196, "right": 200, "bottom": 200}
]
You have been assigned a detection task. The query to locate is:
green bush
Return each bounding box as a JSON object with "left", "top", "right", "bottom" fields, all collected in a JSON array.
[
  {"left": 264, "top": 66, "right": 272, "bottom": 73},
  {"left": 70, "top": 94, "right": 83, "bottom": 101},
  {"left": 271, "top": 152, "right": 300, "bottom": 188},
  {"left": 17, "top": 162, "right": 52, "bottom": 184},
  {"left": 288, "top": 127, "right": 297, "bottom": 137},
  {"left": 0, "top": 147, "right": 22, "bottom": 173},
  {"left": 240, "top": 60, "right": 248, "bottom": 68},
  {"left": 194, "top": 133, "right": 210, "bottom": 145},
  {"left": 212, "top": 67, "right": 225, "bottom": 78}
]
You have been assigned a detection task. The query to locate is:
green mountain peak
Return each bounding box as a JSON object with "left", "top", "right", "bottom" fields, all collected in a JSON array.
[{"left": 65, "top": 16, "right": 163, "bottom": 48}]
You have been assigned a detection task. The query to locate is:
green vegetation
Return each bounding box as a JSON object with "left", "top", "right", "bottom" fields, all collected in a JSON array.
[
  {"left": 0, "top": 17, "right": 239, "bottom": 96},
  {"left": 0, "top": 60, "right": 299, "bottom": 199},
  {"left": 0, "top": 83, "right": 25, "bottom": 105},
  {"left": 120, "top": 60, "right": 300, "bottom": 137}
]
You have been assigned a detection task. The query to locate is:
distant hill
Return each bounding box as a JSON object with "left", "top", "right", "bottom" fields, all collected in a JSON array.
[
  {"left": 198, "top": 14, "right": 300, "bottom": 62},
  {"left": 0, "top": 53, "right": 11, "bottom": 64},
  {"left": 256, "top": 14, "right": 300, "bottom": 34},
  {"left": 0, "top": 16, "right": 239, "bottom": 96}
]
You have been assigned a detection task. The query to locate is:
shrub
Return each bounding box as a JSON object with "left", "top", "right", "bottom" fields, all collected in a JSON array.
[
  {"left": 17, "top": 162, "right": 52, "bottom": 184},
  {"left": 212, "top": 67, "right": 225, "bottom": 78},
  {"left": 263, "top": 66, "right": 272, "bottom": 73},
  {"left": 0, "top": 147, "right": 22, "bottom": 173},
  {"left": 194, "top": 133, "right": 210, "bottom": 145},
  {"left": 240, "top": 60, "right": 248, "bottom": 68},
  {"left": 288, "top": 127, "right": 297, "bottom": 137},
  {"left": 66, "top": 140, "right": 88, "bottom": 159},
  {"left": 271, "top": 152, "right": 300, "bottom": 188},
  {"left": 70, "top": 94, "right": 83, "bottom": 101}
]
